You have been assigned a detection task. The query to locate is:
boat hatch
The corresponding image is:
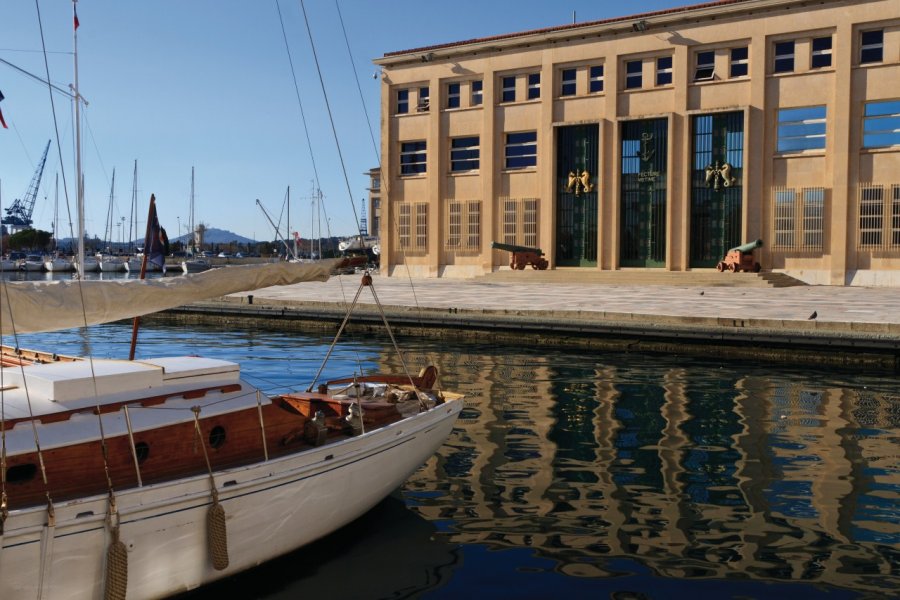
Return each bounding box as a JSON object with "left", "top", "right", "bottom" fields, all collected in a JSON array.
[
  {"left": 7, "top": 359, "right": 163, "bottom": 403},
  {"left": 137, "top": 357, "right": 240, "bottom": 384}
]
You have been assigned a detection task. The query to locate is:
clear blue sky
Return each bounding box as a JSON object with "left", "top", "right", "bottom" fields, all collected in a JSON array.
[{"left": 2, "top": 0, "right": 687, "bottom": 244}]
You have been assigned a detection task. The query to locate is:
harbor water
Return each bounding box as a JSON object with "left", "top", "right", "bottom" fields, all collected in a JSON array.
[{"left": 12, "top": 313, "right": 898, "bottom": 600}]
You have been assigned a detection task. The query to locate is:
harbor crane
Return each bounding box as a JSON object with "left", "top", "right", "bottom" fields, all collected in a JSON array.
[{"left": 3, "top": 139, "right": 51, "bottom": 232}]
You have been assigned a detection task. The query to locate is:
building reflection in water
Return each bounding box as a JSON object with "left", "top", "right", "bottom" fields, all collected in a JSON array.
[{"left": 404, "top": 348, "right": 899, "bottom": 595}]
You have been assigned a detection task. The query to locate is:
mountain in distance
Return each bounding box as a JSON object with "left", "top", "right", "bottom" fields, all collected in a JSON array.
[{"left": 171, "top": 227, "right": 257, "bottom": 245}]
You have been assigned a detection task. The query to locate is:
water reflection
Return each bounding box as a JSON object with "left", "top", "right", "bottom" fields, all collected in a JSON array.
[
  {"left": 411, "top": 349, "right": 899, "bottom": 596},
  {"left": 12, "top": 323, "right": 899, "bottom": 597}
]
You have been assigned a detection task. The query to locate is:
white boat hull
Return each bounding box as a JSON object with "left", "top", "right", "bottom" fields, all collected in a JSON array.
[
  {"left": 0, "top": 397, "right": 461, "bottom": 599},
  {"left": 44, "top": 258, "right": 75, "bottom": 272}
]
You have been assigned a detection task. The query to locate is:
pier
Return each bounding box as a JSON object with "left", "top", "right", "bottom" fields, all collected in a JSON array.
[{"left": 160, "top": 271, "right": 900, "bottom": 372}]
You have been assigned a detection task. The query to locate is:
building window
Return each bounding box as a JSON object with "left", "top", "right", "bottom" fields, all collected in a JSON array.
[
  {"left": 589, "top": 65, "right": 604, "bottom": 92},
  {"left": 398, "top": 204, "right": 411, "bottom": 249},
  {"left": 415, "top": 202, "right": 428, "bottom": 249},
  {"left": 695, "top": 51, "right": 715, "bottom": 81},
  {"left": 863, "top": 99, "right": 900, "bottom": 148},
  {"left": 858, "top": 184, "right": 900, "bottom": 249},
  {"left": 501, "top": 76, "right": 516, "bottom": 102},
  {"left": 803, "top": 188, "right": 825, "bottom": 250},
  {"left": 656, "top": 56, "right": 673, "bottom": 86},
  {"left": 777, "top": 106, "right": 826, "bottom": 152},
  {"left": 400, "top": 141, "right": 427, "bottom": 175},
  {"left": 505, "top": 131, "right": 537, "bottom": 169},
  {"left": 502, "top": 198, "right": 539, "bottom": 247},
  {"left": 446, "top": 200, "right": 481, "bottom": 251},
  {"left": 625, "top": 60, "right": 642, "bottom": 89},
  {"left": 561, "top": 68, "right": 577, "bottom": 96},
  {"left": 450, "top": 136, "right": 480, "bottom": 172},
  {"left": 527, "top": 73, "right": 541, "bottom": 100},
  {"left": 730, "top": 47, "right": 748, "bottom": 78},
  {"left": 397, "top": 89, "right": 409, "bottom": 114},
  {"left": 417, "top": 87, "right": 430, "bottom": 112},
  {"left": 773, "top": 188, "right": 796, "bottom": 249},
  {"left": 774, "top": 40, "right": 795, "bottom": 73},
  {"left": 811, "top": 36, "right": 832, "bottom": 69},
  {"left": 772, "top": 187, "right": 827, "bottom": 251},
  {"left": 447, "top": 83, "right": 460, "bottom": 109},
  {"left": 860, "top": 29, "right": 884, "bottom": 64},
  {"left": 471, "top": 80, "right": 483, "bottom": 105}
]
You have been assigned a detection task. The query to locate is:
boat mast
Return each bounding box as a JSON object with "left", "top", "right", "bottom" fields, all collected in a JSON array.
[
  {"left": 73, "top": 0, "right": 85, "bottom": 278},
  {"left": 130, "top": 160, "right": 137, "bottom": 253}
]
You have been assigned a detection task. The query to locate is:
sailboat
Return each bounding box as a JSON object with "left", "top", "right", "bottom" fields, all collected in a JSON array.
[
  {"left": 181, "top": 167, "right": 212, "bottom": 274},
  {"left": 44, "top": 174, "right": 76, "bottom": 273},
  {"left": 123, "top": 161, "right": 162, "bottom": 274},
  {"left": 0, "top": 5, "right": 462, "bottom": 599}
]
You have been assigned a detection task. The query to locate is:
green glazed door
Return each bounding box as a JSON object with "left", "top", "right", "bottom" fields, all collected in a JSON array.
[
  {"left": 620, "top": 118, "right": 667, "bottom": 268},
  {"left": 690, "top": 111, "right": 744, "bottom": 267},
  {"left": 556, "top": 125, "right": 598, "bottom": 267}
]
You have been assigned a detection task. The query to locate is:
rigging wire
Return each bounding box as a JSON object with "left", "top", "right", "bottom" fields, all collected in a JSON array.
[{"left": 332, "top": 0, "right": 440, "bottom": 387}]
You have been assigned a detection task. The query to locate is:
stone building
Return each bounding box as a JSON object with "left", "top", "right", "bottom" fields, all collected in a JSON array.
[{"left": 373, "top": 0, "right": 899, "bottom": 285}]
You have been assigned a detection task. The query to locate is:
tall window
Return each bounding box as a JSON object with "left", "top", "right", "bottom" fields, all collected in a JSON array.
[
  {"left": 446, "top": 200, "right": 481, "bottom": 251},
  {"left": 777, "top": 106, "right": 826, "bottom": 152},
  {"left": 561, "top": 68, "right": 577, "bottom": 96},
  {"left": 774, "top": 40, "right": 795, "bottom": 73},
  {"left": 625, "top": 60, "right": 642, "bottom": 89},
  {"left": 589, "top": 65, "right": 604, "bottom": 92},
  {"left": 501, "top": 76, "right": 516, "bottom": 102},
  {"left": 863, "top": 100, "right": 900, "bottom": 148},
  {"left": 415, "top": 202, "right": 428, "bottom": 249},
  {"left": 471, "top": 80, "right": 483, "bottom": 105},
  {"left": 502, "top": 198, "right": 539, "bottom": 247},
  {"left": 656, "top": 56, "right": 673, "bottom": 86},
  {"left": 527, "top": 73, "right": 541, "bottom": 100},
  {"left": 400, "top": 141, "right": 427, "bottom": 175},
  {"left": 858, "top": 184, "right": 900, "bottom": 249},
  {"left": 695, "top": 51, "right": 715, "bottom": 80},
  {"left": 398, "top": 204, "right": 411, "bottom": 249},
  {"left": 860, "top": 29, "right": 884, "bottom": 64},
  {"left": 450, "top": 136, "right": 480, "bottom": 172},
  {"left": 773, "top": 188, "right": 796, "bottom": 248},
  {"left": 803, "top": 188, "right": 825, "bottom": 249},
  {"left": 505, "top": 131, "right": 537, "bottom": 169},
  {"left": 417, "top": 87, "right": 430, "bottom": 112},
  {"left": 811, "top": 36, "right": 832, "bottom": 68},
  {"left": 396, "top": 89, "right": 409, "bottom": 114},
  {"left": 447, "top": 83, "right": 460, "bottom": 108},
  {"left": 730, "top": 47, "right": 748, "bottom": 78}
]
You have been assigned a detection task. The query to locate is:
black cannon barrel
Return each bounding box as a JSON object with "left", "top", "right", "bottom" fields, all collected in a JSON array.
[
  {"left": 491, "top": 241, "right": 545, "bottom": 255},
  {"left": 728, "top": 239, "right": 763, "bottom": 254}
]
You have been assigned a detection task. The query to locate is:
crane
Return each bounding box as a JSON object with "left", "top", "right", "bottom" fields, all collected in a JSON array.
[{"left": 3, "top": 139, "right": 51, "bottom": 232}]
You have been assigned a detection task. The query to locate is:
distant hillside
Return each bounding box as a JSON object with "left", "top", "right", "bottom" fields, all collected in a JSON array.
[{"left": 173, "top": 228, "right": 257, "bottom": 245}]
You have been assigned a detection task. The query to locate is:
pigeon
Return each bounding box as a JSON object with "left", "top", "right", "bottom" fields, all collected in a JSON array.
[{"left": 808, "top": 311, "right": 817, "bottom": 320}]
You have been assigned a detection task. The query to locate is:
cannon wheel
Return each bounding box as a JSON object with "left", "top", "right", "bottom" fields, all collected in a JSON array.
[
  {"left": 515, "top": 262, "right": 526, "bottom": 270},
  {"left": 728, "top": 262, "right": 738, "bottom": 272},
  {"left": 753, "top": 262, "right": 761, "bottom": 273},
  {"left": 716, "top": 261, "right": 726, "bottom": 272}
]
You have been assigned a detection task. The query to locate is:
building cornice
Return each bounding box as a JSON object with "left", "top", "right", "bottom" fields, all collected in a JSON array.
[{"left": 374, "top": 0, "right": 851, "bottom": 67}]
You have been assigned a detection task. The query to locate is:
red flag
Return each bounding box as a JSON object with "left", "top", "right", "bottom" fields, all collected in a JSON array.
[{"left": 74, "top": 5, "right": 80, "bottom": 30}]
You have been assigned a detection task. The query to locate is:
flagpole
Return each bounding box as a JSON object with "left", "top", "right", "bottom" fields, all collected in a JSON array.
[{"left": 129, "top": 194, "right": 156, "bottom": 360}]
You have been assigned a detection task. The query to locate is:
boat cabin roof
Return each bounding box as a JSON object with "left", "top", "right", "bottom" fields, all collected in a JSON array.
[{"left": 0, "top": 356, "right": 240, "bottom": 418}]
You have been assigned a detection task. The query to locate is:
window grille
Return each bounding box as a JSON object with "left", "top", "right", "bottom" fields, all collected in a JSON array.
[
  {"left": 856, "top": 184, "right": 900, "bottom": 250},
  {"left": 501, "top": 197, "right": 539, "bottom": 247},
  {"left": 773, "top": 188, "right": 796, "bottom": 249},
  {"left": 398, "top": 203, "right": 411, "bottom": 249},
  {"left": 802, "top": 188, "right": 825, "bottom": 250},
  {"left": 415, "top": 202, "right": 428, "bottom": 249},
  {"left": 445, "top": 200, "right": 481, "bottom": 252}
]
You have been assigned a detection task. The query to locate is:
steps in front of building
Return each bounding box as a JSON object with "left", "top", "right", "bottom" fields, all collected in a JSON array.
[{"left": 478, "top": 269, "right": 807, "bottom": 288}]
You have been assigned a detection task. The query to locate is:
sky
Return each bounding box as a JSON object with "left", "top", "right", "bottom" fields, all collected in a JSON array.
[{"left": 1, "top": 0, "right": 688, "bottom": 244}]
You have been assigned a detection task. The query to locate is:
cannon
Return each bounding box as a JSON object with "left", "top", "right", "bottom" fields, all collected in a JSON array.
[
  {"left": 717, "top": 239, "right": 762, "bottom": 273},
  {"left": 491, "top": 241, "right": 549, "bottom": 270}
]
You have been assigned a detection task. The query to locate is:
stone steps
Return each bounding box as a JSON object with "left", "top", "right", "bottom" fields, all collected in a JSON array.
[{"left": 477, "top": 269, "right": 807, "bottom": 288}]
